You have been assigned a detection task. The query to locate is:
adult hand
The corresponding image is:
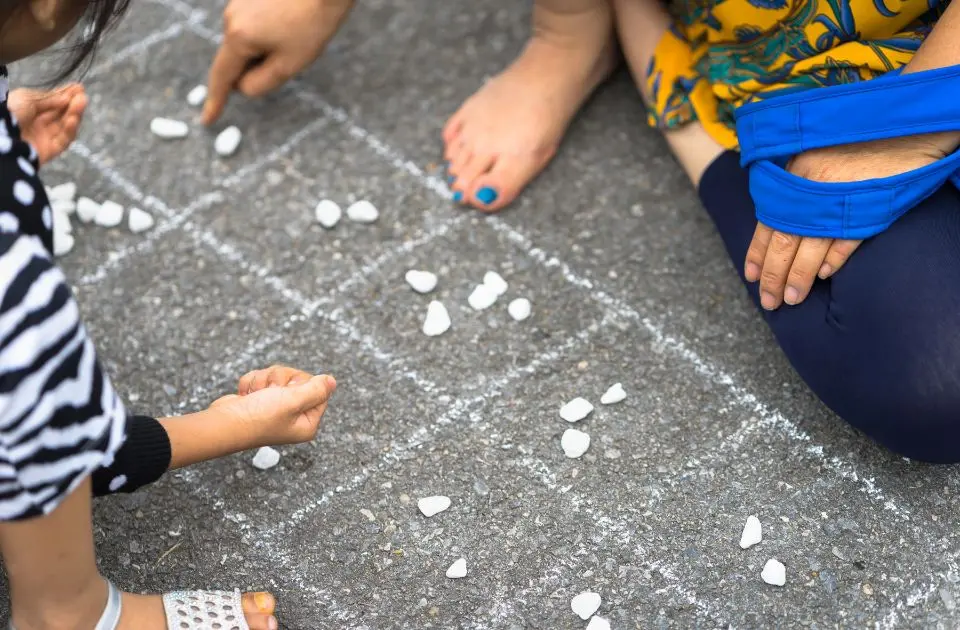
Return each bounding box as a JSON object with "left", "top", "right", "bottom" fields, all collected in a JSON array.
[
  {"left": 202, "top": 0, "right": 354, "bottom": 125},
  {"left": 744, "top": 135, "right": 953, "bottom": 310}
]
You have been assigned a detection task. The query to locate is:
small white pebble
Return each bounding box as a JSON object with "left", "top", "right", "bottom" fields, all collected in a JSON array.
[
  {"left": 359, "top": 508, "right": 376, "bottom": 522},
  {"left": 251, "top": 446, "right": 280, "bottom": 470},
  {"left": 446, "top": 558, "right": 467, "bottom": 579},
  {"left": 52, "top": 206, "right": 72, "bottom": 234},
  {"left": 761, "top": 558, "right": 786, "bottom": 586},
  {"left": 508, "top": 298, "right": 531, "bottom": 322},
  {"left": 586, "top": 617, "right": 611, "bottom": 630},
  {"left": 76, "top": 197, "right": 99, "bottom": 223},
  {"left": 94, "top": 200, "right": 124, "bottom": 228},
  {"left": 422, "top": 301, "right": 451, "bottom": 337},
  {"left": 48, "top": 182, "right": 76, "bottom": 203},
  {"left": 314, "top": 199, "right": 342, "bottom": 229},
  {"left": 483, "top": 271, "right": 508, "bottom": 296},
  {"left": 150, "top": 117, "right": 189, "bottom": 139},
  {"left": 187, "top": 84, "right": 208, "bottom": 107},
  {"left": 560, "top": 397, "right": 594, "bottom": 423},
  {"left": 600, "top": 383, "right": 627, "bottom": 405},
  {"left": 417, "top": 495, "right": 451, "bottom": 517},
  {"left": 53, "top": 230, "right": 74, "bottom": 256},
  {"left": 346, "top": 200, "right": 379, "bottom": 223},
  {"left": 740, "top": 515, "right": 762, "bottom": 549},
  {"left": 468, "top": 283, "right": 498, "bottom": 311},
  {"left": 215, "top": 125, "right": 242, "bottom": 157},
  {"left": 127, "top": 207, "right": 154, "bottom": 234},
  {"left": 405, "top": 270, "right": 438, "bottom": 294},
  {"left": 571, "top": 592, "right": 602, "bottom": 620},
  {"left": 561, "top": 429, "right": 591, "bottom": 459},
  {"left": 51, "top": 198, "right": 76, "bottom": 216}
]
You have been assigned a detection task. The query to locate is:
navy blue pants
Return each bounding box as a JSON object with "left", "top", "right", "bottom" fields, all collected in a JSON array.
[{"left": 698, "top": 151, "right": 960, "bottom": 464}]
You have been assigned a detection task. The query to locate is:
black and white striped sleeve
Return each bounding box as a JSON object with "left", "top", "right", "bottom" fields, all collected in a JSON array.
[{"left": 0, "top": 230, "right": 127, "bottom": 520}]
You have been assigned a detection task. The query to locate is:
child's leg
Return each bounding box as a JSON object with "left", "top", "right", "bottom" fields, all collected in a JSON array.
[
  {"left": 1, "top": 478, "right": 278, "bottom": 630},
  {"left": 610, "top": 0, "right": 725, "bottom": 186},
  {"left": 443, "top": 0, "right": 617, "bottom": 211}
]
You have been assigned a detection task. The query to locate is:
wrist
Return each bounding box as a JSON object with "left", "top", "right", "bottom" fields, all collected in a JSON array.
[
  {"left": 898, "top": 63, "right": 960, "bottom": 155},
  {"left": 160, "top": 406, "right": 264, "bottom": 470}
]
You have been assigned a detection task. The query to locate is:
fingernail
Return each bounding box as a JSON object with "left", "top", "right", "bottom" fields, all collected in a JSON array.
[
  {"left": 818, "top": 263, "right": 832, "bottom": 279},
  {"left": 476, "top": 187, "right": 498, "bottom": 205},
  {"left": 745, "top": 263, "right": 760, "bottom": 282},
  {"left": 760, "top": 291, "right": 777, "bottom": 310},
  {"left": 267, "top": 616, "right": 278, "bottom": 630},
  {"left": 255, "top": 592, "right": 275, "bottom": 612},
  {"left": 784, "top": 286, "right": 800, "bottom": 305},
  {"left": 452, "top": 191, "right": 463, "bottom": 203}
]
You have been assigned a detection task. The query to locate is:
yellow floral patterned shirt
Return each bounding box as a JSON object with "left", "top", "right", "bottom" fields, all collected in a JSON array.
[{"left": 646, "top": 0, "right": 950, "bottom": 148}]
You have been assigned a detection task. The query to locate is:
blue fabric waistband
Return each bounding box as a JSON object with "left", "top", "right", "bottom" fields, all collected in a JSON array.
[{"left": 734, "top": 64, "right": 960, "bottom": 239}]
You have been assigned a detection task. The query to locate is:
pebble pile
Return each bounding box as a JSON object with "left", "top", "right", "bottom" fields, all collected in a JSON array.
[{"left": 45, "top": 182, "right": 156, "bottom": 257}]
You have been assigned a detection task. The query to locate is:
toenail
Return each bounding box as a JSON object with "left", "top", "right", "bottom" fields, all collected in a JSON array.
[
  {"left": 255, "top": 593, "right": 275, "bottom": 612},
  {"left": 447, "top": 175, "right": 455, "bottom": 184},
  {"left": 476, "top": 187, "right": 498, "bottom": 205},
  {"left": 268, "top": 615, "right": 278, "bottom": 630},
  {"left": 452, "top": 191, "right": 463, "bottom": 203}
]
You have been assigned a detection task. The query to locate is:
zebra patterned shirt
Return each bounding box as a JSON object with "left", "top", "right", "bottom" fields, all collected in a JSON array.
[{"left": 0, "top": 69, "right": 127, "bottom": 521}]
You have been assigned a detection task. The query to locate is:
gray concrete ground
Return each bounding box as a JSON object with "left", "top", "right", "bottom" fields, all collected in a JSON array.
[{"left": 6, "top": 0, "right": 960, "bottom": 627}]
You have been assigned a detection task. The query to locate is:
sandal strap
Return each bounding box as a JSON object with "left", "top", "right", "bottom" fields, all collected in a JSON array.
[
  {"left": 162, "top": 589, "right": 250, "bottom": 630},
  {"left": 8, "top": 579, "right": 121, "bottom": 630},
  {"left": 95, "top": 581, "right": 123, "bottom": 630}
]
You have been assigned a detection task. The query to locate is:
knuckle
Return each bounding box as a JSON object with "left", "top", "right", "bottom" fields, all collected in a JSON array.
[
  {"left": 760, "top": 267, "right": 784, "bottom": 286},
  {"left": 771, "top": 231, "right": 797, "bottom": 250},
  {"left": 787, "top": 266, "right": 813, "bottom": 286}
]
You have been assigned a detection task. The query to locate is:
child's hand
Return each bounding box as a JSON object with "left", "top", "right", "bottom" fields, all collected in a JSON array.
[
  {"left": 8, "top": 84, "right": 87, "bottom": 165},
  {"left": 210, "top": 365, "right": 337, "bottom": 446}
]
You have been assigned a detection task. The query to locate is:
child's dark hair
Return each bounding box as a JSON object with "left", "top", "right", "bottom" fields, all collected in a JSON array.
[
  {"left": 55, "top": 0, "right": 132, "bottom": 81},
  {"left": 11, "top": 0, "right": 133, "bottom": 83}
]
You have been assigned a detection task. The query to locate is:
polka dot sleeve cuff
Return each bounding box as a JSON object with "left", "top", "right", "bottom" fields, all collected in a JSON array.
[{"left": 91, "top": 415, "right": 171, "bottom": 496}]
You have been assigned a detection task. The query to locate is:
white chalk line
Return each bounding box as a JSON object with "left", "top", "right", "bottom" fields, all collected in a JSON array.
[
  {"left": 144, "top": 0, "right": 202, "bottom": 22},
  {"left": 166, "top": 0, "right": 901, "bottom": 525},
  {"left": 220, "top": 117, "right": 331, "bottom": 189},
  {"left": 76, "top": 16, "right": 940, "bottom": 624},
  {"left": 332, "top": 213, "right": 468, "bottom": 297},
  {"left": 482, "top": 219, "right": 910, "bottom": 518},
  {"left": 86, "top": 23, "right": 184, "bottom": 81},
  {"left": 879, "top": 551, "right": 960, "bottom": 628},
  {"left": 254, "top": 71, "right": 907, "bottom": 522},
  {"left": 74, "top": 191, "right": 224, "bottom": 286},
  {"left": 273, "top": 315, "right": 608, "bottom": 537},
  {"left": 491, "top": 453, "right": 728, "bottom": 627},
  {"left": 263, "top": 83, "right": 935, "bottom": 623}
]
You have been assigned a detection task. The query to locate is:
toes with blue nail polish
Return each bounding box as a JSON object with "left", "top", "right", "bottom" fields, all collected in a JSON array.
[
  {"left": 476, "top": 187, "right": 498, "bottom": 205},
  {"left": 452, "top": 191, "right": 463, "bottom": 203}
]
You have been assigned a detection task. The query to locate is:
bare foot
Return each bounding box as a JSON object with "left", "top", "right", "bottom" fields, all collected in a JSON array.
[
  {"left": 119, "top": 590, "right": 279, "bottom": 630},
  {"left": 8, "top": 84, "right": 87, "bottom": 166},
  {"left": 443, "top": 0, "right": 617, "bottom": 212}
]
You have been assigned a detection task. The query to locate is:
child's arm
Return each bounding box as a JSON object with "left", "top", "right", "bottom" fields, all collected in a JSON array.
[{"left": 91, "top": 367, "right": 336, "bottom": 495}]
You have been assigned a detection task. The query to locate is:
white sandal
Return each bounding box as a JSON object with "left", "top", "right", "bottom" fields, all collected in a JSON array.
[
  {"left": 161, "top": 589, "right": 250, "bottom": 630},
  {"left": 9, "top": 580, "right": 251, "bottom": 630}
]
